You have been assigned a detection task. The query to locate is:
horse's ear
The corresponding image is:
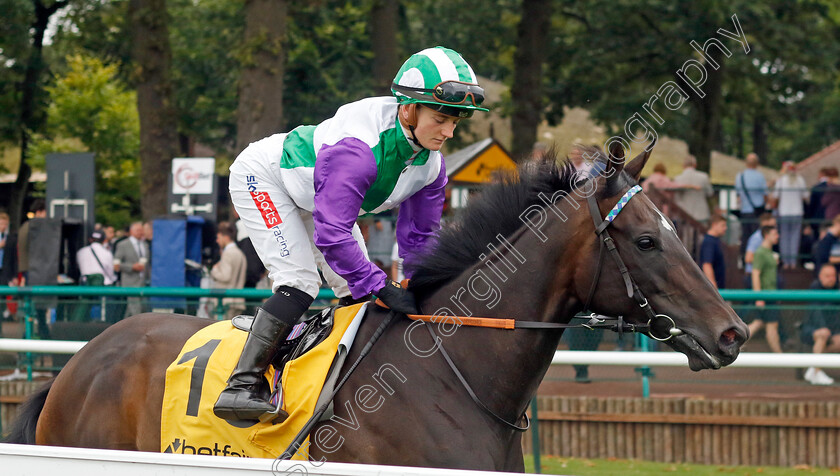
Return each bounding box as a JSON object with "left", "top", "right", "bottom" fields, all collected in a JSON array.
[
  {"left": 603, "top": 141, "right": 626, "bottom": 186},
  {"left": 625, "top": 139, "right": 656, "bottom": 183}
]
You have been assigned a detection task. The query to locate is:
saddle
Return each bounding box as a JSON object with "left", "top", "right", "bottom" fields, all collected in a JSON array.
[
  {"left": 232, "top": 306, "right": 336, "bottom": 369},
  {"left": 160, "top": 302, "right": 367, "bottom": 459},
  {"left": 231, "top": 305, "right": 355, "bottom": 422}
]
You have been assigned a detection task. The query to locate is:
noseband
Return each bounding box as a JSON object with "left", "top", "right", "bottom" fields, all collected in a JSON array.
[{"left": 584, "top": 184, "right": 683, "bottom": 342}]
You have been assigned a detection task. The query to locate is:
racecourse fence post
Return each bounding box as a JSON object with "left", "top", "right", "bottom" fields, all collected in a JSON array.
[
  {"left": 215, "top": 297, "right": 225, "bottom": 321},
  {"left": 530, "top": 397, "right": 541, "bottom": 473},
  {"left": 23, "top": 293, "right": 34, "bottom": 381},
  {"left": 635, "top": 333, "right": 651, "bottom": 398}
]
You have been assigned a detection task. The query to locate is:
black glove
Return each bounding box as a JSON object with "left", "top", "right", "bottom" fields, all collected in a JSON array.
[{"left": 375, "top": 279, "right": 419, "bottom": 315}]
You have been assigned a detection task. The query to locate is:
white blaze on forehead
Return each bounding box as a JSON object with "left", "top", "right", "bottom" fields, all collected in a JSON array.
[{"left": 654, "top": 207, "right": 676, "bottom": 235}]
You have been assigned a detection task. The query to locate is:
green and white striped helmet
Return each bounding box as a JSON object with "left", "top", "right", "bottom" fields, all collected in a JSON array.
[{"left": 391, "top": 46, "right": 489, "bottom": 118}]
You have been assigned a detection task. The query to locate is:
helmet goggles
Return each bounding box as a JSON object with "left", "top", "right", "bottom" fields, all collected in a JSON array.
[{"left": 391, "top": 80, "right": 486, "bottom": 109}]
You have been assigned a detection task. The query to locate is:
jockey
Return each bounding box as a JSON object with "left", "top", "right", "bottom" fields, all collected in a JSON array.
[{"left": 214, "top": 47, "right": 488, "bottom": 422}]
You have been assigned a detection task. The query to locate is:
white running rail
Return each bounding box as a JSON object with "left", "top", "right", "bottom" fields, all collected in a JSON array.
[
  {"left": 2, "top": 338, "right": 840, "bottom": 368},
  {"left": 551, "top": 350, "right": 840, "bottom": 368},
  {"left": 0, "top": 443, "right": 529, "bottom": 476}
]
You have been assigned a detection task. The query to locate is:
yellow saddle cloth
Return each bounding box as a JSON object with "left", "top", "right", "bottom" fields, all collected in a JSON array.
[{"left": 160, "top": 302, "right": 366, "bottom": 459}]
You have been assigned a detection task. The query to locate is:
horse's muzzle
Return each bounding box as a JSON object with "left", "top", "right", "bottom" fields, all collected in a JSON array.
[{"left": 668, "top": 321, "right": 747, "bottom": 371}]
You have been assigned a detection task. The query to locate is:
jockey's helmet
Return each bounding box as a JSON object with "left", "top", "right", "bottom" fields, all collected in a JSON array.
[{"left": 391, "top": 47, "right": 489, "bottom": 118}]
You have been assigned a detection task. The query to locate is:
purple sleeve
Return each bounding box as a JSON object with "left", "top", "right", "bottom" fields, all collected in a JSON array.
[
  {"left": 313, "top": 138, "right": 388, "bottom": 298},
  {"left": 397, "top": 160, "right": 447, "bottom": 278}
]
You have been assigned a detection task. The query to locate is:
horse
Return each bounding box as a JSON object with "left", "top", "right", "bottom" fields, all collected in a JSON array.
[{"left": 4, "top": 144, "right": 748, "bottom": 472}]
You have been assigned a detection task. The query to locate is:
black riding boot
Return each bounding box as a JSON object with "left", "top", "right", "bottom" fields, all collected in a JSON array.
[
  {"left": 213, "top": 308, "right": 291, "bottom": 422},
  {"left": 213, "top": 286, "right": 313, "bottom": 422}
]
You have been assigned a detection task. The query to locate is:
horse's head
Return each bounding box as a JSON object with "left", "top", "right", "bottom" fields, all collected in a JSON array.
[{"left": 571, "top": 143, "right": 748, "bottom": 370}]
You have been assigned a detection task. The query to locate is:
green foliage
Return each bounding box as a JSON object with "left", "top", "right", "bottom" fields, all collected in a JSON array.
[
  {"left": 524, "top": 455, "right": 839, "bottom": 475},
  {"left": 33, "top": 54, "right": 141, "bottom": 229},
  {"left": 547, "top": 0, "right": 840, "bottom": 166},
  {"left": 45, "top": 0, "right": 132, "bottom": 79},
  {"left": 169, "top": 0, "right": 242, "bottom": 155},
  {"left": 283, "top": 1, "right": 376, "bottom": 127},
  {"left": 402, "top": 0, "right": 519, "bottom": 82},
  {"left": 0, "top": 0, "right": 34, "bottom": 142},
  {"left": 8, "top": 0, "right": 838, "bottom": 188}
]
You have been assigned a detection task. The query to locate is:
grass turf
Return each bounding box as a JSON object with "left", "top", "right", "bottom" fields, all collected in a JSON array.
[{"left": 524, "top": 456, "right": 840, "bottom": 475}]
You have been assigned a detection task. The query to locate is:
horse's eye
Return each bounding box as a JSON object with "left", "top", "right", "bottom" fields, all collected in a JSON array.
[{"left": 637, "top": 236, "right": 656, "bottom": 251}]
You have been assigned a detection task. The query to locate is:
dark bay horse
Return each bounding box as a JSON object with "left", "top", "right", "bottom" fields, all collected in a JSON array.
[{"left": 5, "top": 145, "right": 748, "bottom": 471}]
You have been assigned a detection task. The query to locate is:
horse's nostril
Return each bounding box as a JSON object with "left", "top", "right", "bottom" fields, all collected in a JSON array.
[
  {"left": 721, "top": 328, "right": 737, "bottom": 345},
  {"left": 718, "top": 327, "right": 745, "bottom": 356}
]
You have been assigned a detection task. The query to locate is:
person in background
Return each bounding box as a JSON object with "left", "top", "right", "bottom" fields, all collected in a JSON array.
[
  {"left": 17, "top": 199, "right": 47, "bottom": 286},
  {"left": 77, "top": 230, "right": 116, "bottom": 285},
  {"left": 568, "top": 145, "right": 606, "bottom": 179},
  {"left": 813, "top": 215, "right": 840, "bottom": 276},
  {"left": 114, "top": 221, "right": 150, "bottom": 319},
  {"left": 641, "top": 163, "right": 692, "bottom": 217},
  {"left": 0, "top": 212, "right": 8, "bottom": 277},
  {"left": 0, "top": 212, "right": 9, "bottom": 322},
  {"left": 103, "top": 225, "right": 116, "bottom": 251},
  {"left": 734, "top": 153, "right": 767, "bottom": 255},
  {"left": 800, "top": 264, "right": 839, "bottom": 385},
  {"left": 143, "top": 221, "right": 154, "bottom": 269},
  {"left": 211, "top": 222, "right": 248, "bottom": 319},
  {"left": 749, "top": 225, "right": 782, "bottom": 354},
  {"left": 15, "top": 199, "right": 49, "bottom": 338},
  {"left": 700, "top": 215, "right": 728, "bottom": 289},
  {"left": 232, "top": 211, "right": 266, "bottom": 289},
  {"left": 772, "top": 161, "right": 808, "bottom": 268},
  {"left": 821, "top": 168, "right": 840, "bottom": 222},
  {"left": 807, "top": 168, "right": 830, "bottom": 236},
  {"left": 743, "top": 213, "right": 777, "bottom": 288},
  {"left": 673, "top": 154, "right": 714, "bottom": 223}
]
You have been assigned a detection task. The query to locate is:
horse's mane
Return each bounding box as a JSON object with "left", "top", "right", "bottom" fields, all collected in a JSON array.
[{"left": 407, "top": 145, "right": 631, "bottom": 297}]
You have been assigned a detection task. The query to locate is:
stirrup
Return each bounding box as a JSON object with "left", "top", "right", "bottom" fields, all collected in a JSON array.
[{"left": 259, "top": 387, "right": 289, "bottom": 424}]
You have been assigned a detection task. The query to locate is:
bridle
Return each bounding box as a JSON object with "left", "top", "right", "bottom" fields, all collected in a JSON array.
[
  {"left": 583, "top": 184, "right": 684, "bottom": 342},
  {"left": 416, "top": 182, "right": 685, "bottom": 433}
]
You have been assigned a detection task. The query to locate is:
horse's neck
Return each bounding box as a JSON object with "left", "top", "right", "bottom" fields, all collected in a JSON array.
[{"left": 418, "top": 217, "right": 584, "bottom": 420}]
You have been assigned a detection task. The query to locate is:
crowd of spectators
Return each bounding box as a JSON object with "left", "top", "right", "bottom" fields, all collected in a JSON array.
[
  {"left": 644, "top": 152, "right": 840, "bottom": 385},
  {"left": 0, "top": 203, "right": 159, "bottom": 331},
  {"left": 2, "top": 149, "right": 839, "bottom": 386}
]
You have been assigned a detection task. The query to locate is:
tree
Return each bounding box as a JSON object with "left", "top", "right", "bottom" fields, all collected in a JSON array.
[
  {"left": 234, "top": 0, "right": 287, "bottom": 154},
  {"left": 549, "top": 0, "right": 840, "bottom": 171},
  {"left": 369, "top": 0, "right": 399, "bottom": 96},
  {"left": 4, "top": 0, "right": 68, "bottom": 233},
  {"left": 169, "top": 0, "right": 242, "bottom": 156},
  {"left": 31, "top": 54, "right": 141, "bottom": 229},
  {"left": 510, "top": 0, "right": 552, "bottom": 160},
  {"left": 127, "top": 0, "right": 179, "bottom": 219},
  {"left": 283, "top": 1, "right": 374, "bottom": 126}
]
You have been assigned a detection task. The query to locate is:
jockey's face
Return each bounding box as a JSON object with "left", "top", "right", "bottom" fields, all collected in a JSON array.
[{"left": 412, "top": 105, "right": 461, "bottom": 151}]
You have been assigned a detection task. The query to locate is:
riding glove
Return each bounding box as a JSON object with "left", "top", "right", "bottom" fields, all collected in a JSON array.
[{"left": 375, "top": 279, "right": 419, "bottom": 315}]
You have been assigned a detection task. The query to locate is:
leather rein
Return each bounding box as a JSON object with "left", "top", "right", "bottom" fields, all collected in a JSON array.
[{"left": 399, "top": 183, "right": 684, "bottom": 433}]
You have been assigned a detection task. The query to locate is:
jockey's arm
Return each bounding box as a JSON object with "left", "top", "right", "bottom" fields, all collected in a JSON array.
[
  {"left": 313, "top": 139, "right": 388, "bottom": 299},
  {"left": 396, "top": 163, "right": 447, "bottom": 278}
]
